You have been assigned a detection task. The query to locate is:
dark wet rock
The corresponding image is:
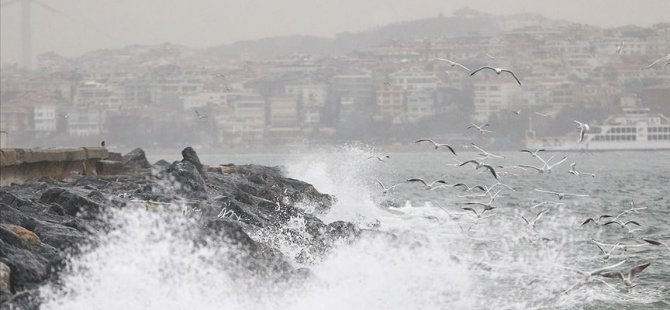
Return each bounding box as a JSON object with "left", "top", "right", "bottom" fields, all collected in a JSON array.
[
  {"left": 181, "top": 147, "right": 204, "bottom": 176},
  {"left": 39, "top": 188, "right": 101, "bottom": 218},
  {"left": 165, "top": 161, "right": 207, "bottom": 197},
  {"left": 0, "top": 146, "right": 357, "bottom": 309},
  {"left": 121, "top": 148, "right": 151, "bottom": 171}
]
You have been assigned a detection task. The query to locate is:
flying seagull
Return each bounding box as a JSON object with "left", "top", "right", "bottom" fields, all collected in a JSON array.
[
  {"left": 461, "top": 206, "right": 494, "bottom": 219},
  {"left": 471, "top": 143, "right": 504, "bottom": 159},
  {"left": 520, "top": 149, "right": 545, "bottom": 158},
  {"left": 592, "top": 240, "right": 621, "bottom": 261},
  {"left": 461, "top": 189, "right": 502, "bottom": 210},
  {"left": 603, "top": 220, "right": 640, "bottom": 232},
  {"left": 562, "top": 260, "right": 627, "bottom": 294},
  {"left": 599, "top": 262, "right": 651, "bottom": 289},
  {"left": 582, "top": 215, "right": 613, "bottom": 226},
  {"left": 521, "top": 209, "right": 549, "bottom": 231},
  {"left": 459, "top": 160, "right": 499, "bottom": 180},
  {"left": 518, "top": 156, "right": 568, "bottom": 174},
  {"left": 376, "top": 179, "right": 401, "bottom": 194},
  {"left": 470, "top": 66, "right": 522, "bottom": 85},
  {"left": 510, "top": 109, "right": 522, "bottom": 116},
  {"left": 612, "top": 202, "right": 646, "bottom": 222},
  {"left": 415, "top": 139, "right": 457, "bottom": 155},
  {"left": 406, "top": 178, "right": 449, "bottom": 190},
  {"left": 574, "top": 120, "right": 590, "bottom": 142},
  {"left": 569, "top": 162, "right": 596, "bottom": 177},
  {"left": 530, "top": 201, "right": 565, "bottom": 209},
  {"left": 534, "top": 188, "right": 589, "bottom": 200},
  {"left": 367, "top": 155, "right": 390, "bottom": 162},
  {"left": 433, "top": 58, "right": 470, "bottom": 72},
  {"left": 467, "top": 123, "right": 495, "bottom": 135},
  {"left": 452, "top": 183, "right": 486, "bottom": 192}
]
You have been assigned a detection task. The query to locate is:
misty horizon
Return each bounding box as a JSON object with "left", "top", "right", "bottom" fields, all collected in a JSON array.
[{"left": 1, "top": 0, "right": 669, "bottom": 65}]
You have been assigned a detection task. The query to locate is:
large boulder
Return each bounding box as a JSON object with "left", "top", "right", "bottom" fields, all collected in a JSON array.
[
  {"left": 181, "top": 147, "right": 204, "bottom": 176},
  {"left": 166, "top": 161, "right": 207, "bottom": 197},
  {"left": 121, "top": 148, "right": 151, "bottom": 171}
]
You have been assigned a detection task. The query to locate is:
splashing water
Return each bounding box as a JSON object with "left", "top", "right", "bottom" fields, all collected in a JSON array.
[{"left": 40, "top": 148, "right": 670, "bottom": 309}]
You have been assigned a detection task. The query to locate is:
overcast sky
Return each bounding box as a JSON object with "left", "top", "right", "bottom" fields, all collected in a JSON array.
[{"left": 1, "top": 0, "right": 669, "bottom": 65}]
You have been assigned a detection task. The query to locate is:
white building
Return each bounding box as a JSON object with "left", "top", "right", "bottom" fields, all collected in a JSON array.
[
  {"left": 389, "top": 68, "right": 439, "bottom": 92},
  {"left": 67, "top": 107, "right": 104, "bottom": 136},
  {"left": 406, "top": 90, "right": 435, "bottom": 123},
  {"left": 473, "top": 81, "right": 523, "bottom": 122},
  {"left": 33, "top": 104, "right": 57, "bottom": 132}
]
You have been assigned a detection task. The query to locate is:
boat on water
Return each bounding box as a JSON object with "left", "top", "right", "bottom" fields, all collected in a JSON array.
[{"left": 525, "top": 106, "right": 670, "bottom": 151}]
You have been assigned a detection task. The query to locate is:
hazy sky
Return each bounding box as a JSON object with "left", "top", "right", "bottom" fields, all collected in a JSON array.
[{"left": 1, "top": 0, "right": 669, "bottom": 65}]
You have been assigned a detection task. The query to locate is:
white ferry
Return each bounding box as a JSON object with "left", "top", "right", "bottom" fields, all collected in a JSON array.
[{"left": 525, "top": 106, "right": 670, "bottom": 151}]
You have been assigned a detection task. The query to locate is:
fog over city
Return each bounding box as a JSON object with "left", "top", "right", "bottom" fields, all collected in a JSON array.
[
  {"left": 2, "top": 2, "right": 670, "bottom": 310},
  {"left": 1, "top": 0, "right": 669, "bottom": 152}
]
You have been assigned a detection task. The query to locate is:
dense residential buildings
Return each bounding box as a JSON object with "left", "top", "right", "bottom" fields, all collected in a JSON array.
[{"left": 1, "top": 14, "right": 669, "bottom": 148}]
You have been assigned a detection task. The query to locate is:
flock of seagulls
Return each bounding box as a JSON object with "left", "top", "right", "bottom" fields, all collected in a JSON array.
[{"left": 366, "top": 110, "right": 665, "bottom": 296}]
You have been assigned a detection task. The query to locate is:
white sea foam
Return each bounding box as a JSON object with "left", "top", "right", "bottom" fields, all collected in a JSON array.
[{"left": 40, "top": 147, "right": 669, "bottom": 309}]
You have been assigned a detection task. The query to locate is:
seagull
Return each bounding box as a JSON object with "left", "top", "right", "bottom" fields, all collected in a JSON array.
[
  {"left": 569, "top": 162, "right": 596, "bottom": 177},
  {"left": 518, "top": 156, "right": 568, "bottom": 174},
  {"left": 616, "top": 41, "right": 625, "bottom": 55},
  {"left": 461, "top": 190, "right": 502, "bottom": 210},
  {"left": 534, "top": 189, "right": 589, "bottom": 200},
  {"left": 461, "top": 206, "right": 494, "bottom": 219},
  {"left": 452, "top": 183, "right": 486, "bottom": 192},
  {"left": 534, "top": 112, "right": 553, "bottom": 117},
  {"left": 520, "top": 149, "right": 545, "bottom": 158},
  {"left": 592, "top": 240, "right": 621, "bottom": 261},
  {"left": 592, "top": 240, "right": 648, "bottom": 251},
  {"left": 574, "top": 120, "right": 590, "bottom": 142},
  {"left": 406, "top": 178, "right": 449, "bottom": 190},
  {"left": 459, "top": 160, "right": 499, "bottom": 180},
  {"left": 415, "top": 139, "right": 457, "bottom": 155},
  {"left": 599, "top": 262, "right": 651, "bottom": 289},
  {"left": 467, "top": 123, "right": 495, "bottom": 135},
  {"left": 367, "top": 155, "right": 390, "bottom": 162},
  {"left": 471, "top": 143, "right": 504, "bottom": 159},
  {"left": 510, "top": 109, "right": 522, "bottom": 116},
  {"left": 582, "top": 215, "right": 613, "bottom": 226},
  {"left": 470, "top": 66, "right": 522, "bottom": 85},
  {"left": 194, "top": 108, "right": 209, "bottom": 120},
  {"left": 563, "top": 260, "right": 627, "bottom": 294},
  {"left": 376, "top": 179, "right": 401, "bottom": 194},
  {"left": 612, "top": 202, "right": 646, "bottom": 222},
  {"left": 603, "top": 220, "right": 642, "bottom": 233},
  {"left": 433, "top": 58, "right": 470, "bottom": 72},
  {"left": 521, "top": 209, "right": 549, "bottom": 231},
  {"left": 567, "top": 259, "right": 627, "bottom": 278},
  {"left": 646, "top": 53, "right": 670, "bottom": 69},
  {"left": 101, "top": 140, "right": 105, "bottom": 147}
]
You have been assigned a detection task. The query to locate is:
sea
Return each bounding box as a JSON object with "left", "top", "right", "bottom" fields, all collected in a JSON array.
[{"left": 39, "top": 146, "right": 670, "bottom": 309}]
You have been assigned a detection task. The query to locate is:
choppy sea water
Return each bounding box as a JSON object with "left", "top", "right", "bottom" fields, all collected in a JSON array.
[{"left": 41, "top": 147, "right": 670, "bottom": 309}]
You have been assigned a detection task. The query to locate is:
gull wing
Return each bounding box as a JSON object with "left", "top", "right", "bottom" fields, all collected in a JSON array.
[
  {"left": 590, "top": 260, "right": 626, "bottom": 276},
  {"left": 502, "top": 70, "right": 522, "bottom": 85},
  {"left": 459, "top": 160, "right": 480, "bottom": 167},
  {"left": 518, "top": 165, "right": 542, "bottom": 173},
  {"left": 548, "top": 156, "right": 568, "bottom": 169},
  {"left": 406, "top": 178, "right": 428, "bottom": 187},
  {"left": 479, "top": 164, "right": 499, "bottom": 180},
  {"left": 439, "top": 144, "right": 457, "bottom": 155},
  {"left": 469, "top": 66, "right": 496, "bottom": 76},
  {"left": 628, "top": 262, "right": 651, "bottom": 279},
  {"left": 582, "top": 218, "right": 595, "bottom": 226}
]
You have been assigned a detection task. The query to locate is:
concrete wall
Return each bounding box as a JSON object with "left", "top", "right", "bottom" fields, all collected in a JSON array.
[{"left": 0, "top": 147, "right": 108, "bottom": 186}]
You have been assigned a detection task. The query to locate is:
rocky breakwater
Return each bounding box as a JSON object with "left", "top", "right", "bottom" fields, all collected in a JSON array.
[{"left": 0, "top": 147, "right": 362, "bottom": 309}]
